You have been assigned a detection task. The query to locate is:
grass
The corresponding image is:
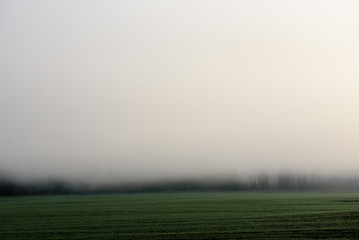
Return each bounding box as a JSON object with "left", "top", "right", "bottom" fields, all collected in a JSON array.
[{"left": 1, "top": 192, "right": 359, "bottom": 239}]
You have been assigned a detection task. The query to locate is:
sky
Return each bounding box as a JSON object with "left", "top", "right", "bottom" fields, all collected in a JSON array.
[{"left": 1, "top": 0, "right": 359, "bottom": 182}]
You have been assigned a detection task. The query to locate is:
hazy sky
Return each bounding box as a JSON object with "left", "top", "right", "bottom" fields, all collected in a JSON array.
[{"left": 1, "top": 0, "right": 359, "bottom": 181}]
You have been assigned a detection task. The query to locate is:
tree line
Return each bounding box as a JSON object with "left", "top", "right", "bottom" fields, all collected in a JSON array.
[{"left": 1, "top": 173, "right": 359, "bottom": 196}]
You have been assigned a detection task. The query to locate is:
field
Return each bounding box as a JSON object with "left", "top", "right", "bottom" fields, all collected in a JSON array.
[{"left": 1, "top": 192, "right": 359, "bottom": 239}]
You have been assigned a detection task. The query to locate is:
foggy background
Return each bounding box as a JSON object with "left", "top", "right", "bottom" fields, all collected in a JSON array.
[{"left": 1, "top": 0, "right": 359, "bottom": 183}]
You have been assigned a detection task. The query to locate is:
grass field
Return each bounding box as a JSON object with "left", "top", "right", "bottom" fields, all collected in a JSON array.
[{"left": 1, "top": 192, "right": 359, "bottom": 239}]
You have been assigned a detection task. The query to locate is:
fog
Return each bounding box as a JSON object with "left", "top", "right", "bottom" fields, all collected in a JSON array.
[{"left": 1, "top": 0, "right": 359, "bottom": 183}]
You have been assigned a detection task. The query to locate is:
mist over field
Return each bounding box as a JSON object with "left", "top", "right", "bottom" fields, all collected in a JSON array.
[{"left": 1, "top": 0, "right": 359, "bottom": 186}]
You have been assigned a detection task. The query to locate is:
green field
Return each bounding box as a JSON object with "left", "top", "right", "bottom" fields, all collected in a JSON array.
[{"left": 1, "top": 192, "right": 359, "bottom": 239}]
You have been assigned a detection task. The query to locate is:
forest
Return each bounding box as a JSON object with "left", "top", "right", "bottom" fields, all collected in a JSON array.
[{"left": 1, "top": 172, "right": 359, "bottom": 196}]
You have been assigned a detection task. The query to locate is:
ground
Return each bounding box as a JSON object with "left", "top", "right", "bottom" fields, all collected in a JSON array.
[{"left": 1, "top": 192, "right": 359, "bottom": 239}]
